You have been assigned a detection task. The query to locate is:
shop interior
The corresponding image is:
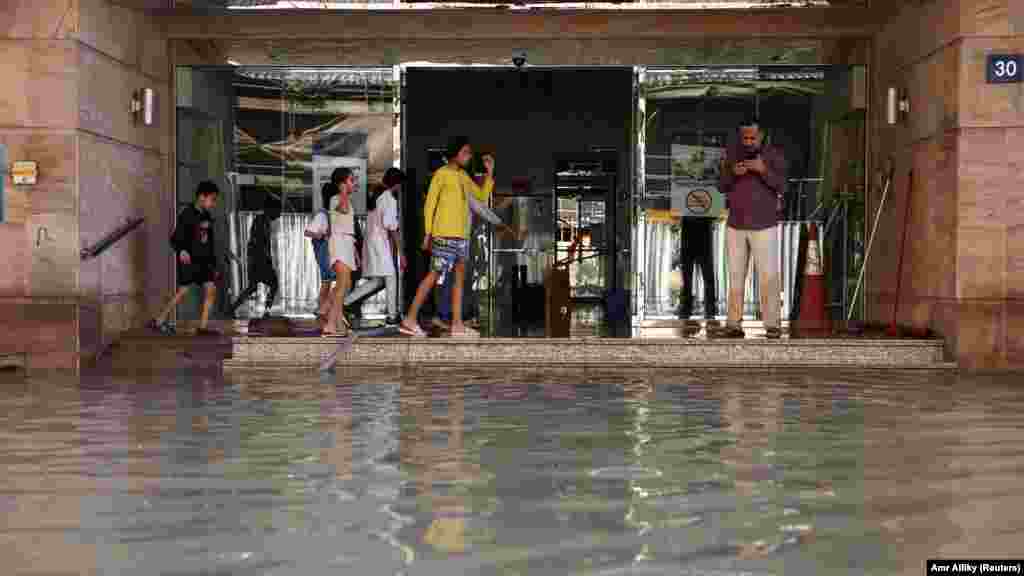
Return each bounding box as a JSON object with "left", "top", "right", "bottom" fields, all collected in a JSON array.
[{"left": 402, "top": 67, "right": 634, "bottom": 338}]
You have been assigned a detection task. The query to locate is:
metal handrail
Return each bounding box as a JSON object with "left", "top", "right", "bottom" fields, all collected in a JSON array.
[{"left": 80, "top": 217, "right": 145, "bottom": 261}]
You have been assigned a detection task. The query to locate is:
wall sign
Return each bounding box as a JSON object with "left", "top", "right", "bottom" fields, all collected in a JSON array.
[
  {"left": 671, "top": 143, "right": 725, "bottom": 218},
  {"left": 672, "top": 184, "right": 725, "bottom": 219},
  {"left": 986, "top": 54, "right": 1022, "bottom": 84}
]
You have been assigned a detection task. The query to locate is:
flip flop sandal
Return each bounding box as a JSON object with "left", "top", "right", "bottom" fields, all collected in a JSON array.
[
  {"left": 449, "top": 326, "right": 480, "bottom": 338},
  {"left": 399, "top": 322, "right": 427, "bottom": 337}
]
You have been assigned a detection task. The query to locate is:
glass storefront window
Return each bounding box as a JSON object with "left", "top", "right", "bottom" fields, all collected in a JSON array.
[
  {"left": 634, "top": 65, "right": 865, "bottom": 325},
  {"left": 176, "top": 66, "right": 397, "bottom": 319},
  {"left": 233, "top": 67, "right": 394, "bottom": 214}
]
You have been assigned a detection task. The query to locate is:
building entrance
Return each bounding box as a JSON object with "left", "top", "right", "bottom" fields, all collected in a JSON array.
[
  {"left": 171, "top": 63, "right": 866, "bottom": 336},
  {"left": 401, "top": 67, "right": 635, "bottom": 337}
]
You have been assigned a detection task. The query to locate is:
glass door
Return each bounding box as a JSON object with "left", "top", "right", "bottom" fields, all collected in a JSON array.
[
  {"left": 635, "top": 66, "right": 840, "bottom": 329},
  {"left": 552, "top": 154, "right": 617, "bottom": 336},
  {"left": 490, "top": 190, "right": 554, "bottom": 338},
  {"left": 821, "top": 106, "right": 867, "bottom": 322},
  {"left": 224, "top": 66, "right": 397, "bottom": 319}
]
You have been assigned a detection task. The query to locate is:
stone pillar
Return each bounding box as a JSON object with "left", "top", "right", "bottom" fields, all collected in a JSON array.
[
  {"left": 868, "top": 0, "right": 1024, "bottom": 370},
  {"left": 0, "top": 0, "right": 171, "bottom": 372}
]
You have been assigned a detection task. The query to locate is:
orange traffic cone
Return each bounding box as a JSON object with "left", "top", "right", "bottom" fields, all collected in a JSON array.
[{"left": 792, "top": 223, "right": 830, "bottom": 338}]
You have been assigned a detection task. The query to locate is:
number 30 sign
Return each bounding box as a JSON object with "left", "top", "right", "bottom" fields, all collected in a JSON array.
[{"left": 986, "top": 54, "right": 1022, "bottom": 84}]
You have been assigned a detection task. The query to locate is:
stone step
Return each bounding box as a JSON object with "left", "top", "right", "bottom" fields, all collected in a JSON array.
[
  {"left": 105, "top": 328, "right": 233, "bottom": 370},
  {"left": 225, "top": 336, "right": 949, "bottom": 370},
  {"left": 110, "top": 317, "right": 950, "bottom": 371}
]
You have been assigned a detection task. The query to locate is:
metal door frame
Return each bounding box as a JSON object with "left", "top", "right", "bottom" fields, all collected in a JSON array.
[{"left": 633, "top": 66, "right": 647, "bottom": 330}]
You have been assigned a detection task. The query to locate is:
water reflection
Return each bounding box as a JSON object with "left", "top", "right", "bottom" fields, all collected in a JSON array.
[{"left": 0, "top": 368, "right": 1021, "bottom": 575}]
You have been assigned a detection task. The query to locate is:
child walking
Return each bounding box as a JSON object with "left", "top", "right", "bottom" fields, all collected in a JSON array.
[
  {"left": 227, "top": 195, "right": 281, "bottom": 319},
  {"left": 149, "top": 180, "right": 221, "bottom": 336},
  {"left": 308, "top": 178, "right": 338, "bottom": 321},
  {"left": 400, "top": 136, "right": 494, "bottom": 338},
  {"left": 305, "top": 167, "right": 359, "bottom": 336},
  {"left": 344, "top": 168, "right": 407, "bottom": 326}
]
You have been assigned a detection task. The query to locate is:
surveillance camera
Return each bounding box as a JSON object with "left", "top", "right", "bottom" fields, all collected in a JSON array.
[{"left": 512, "top": 52, "right": 527, "bottom": 68}]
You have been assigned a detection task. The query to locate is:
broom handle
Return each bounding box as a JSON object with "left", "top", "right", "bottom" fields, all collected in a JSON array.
[
  {"left": 848, "top": 173, "right": 891, "bottom": 321},
  {"left": 891, "top": 170, "right": 913, "bottom": 327}
]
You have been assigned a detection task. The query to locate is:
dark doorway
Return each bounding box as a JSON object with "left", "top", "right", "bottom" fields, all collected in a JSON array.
[{"left": 402, "top": 67, "right": 634, "bottom": 337}]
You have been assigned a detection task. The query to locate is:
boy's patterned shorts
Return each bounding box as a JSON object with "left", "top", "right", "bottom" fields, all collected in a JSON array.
[{"left": 430, "top": 237, "right": 468, "bottom": 286}]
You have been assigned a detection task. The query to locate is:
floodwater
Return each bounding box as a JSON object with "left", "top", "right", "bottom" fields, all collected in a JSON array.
[{"left": 1, "top": 366, "right": 1022, "bottom": 576}]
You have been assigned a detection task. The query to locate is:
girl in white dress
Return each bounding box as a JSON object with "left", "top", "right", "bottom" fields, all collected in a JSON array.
[
  {"left": 304, "top": 168, "right": 359, "bottom": 336},
  {"left": 344, "top": 168, "right": 406, "bottom": 324}
]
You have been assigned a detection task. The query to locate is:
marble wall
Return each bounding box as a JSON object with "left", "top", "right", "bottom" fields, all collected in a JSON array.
[
  {"left": 0, "top": 0, "right": 172, "bottom": 371},
  {"left": 76, "top": 0, "right": 172, "bottom": 361},
  {"left": 867, "top": 0, "right": 1024, "bottom": 369}
]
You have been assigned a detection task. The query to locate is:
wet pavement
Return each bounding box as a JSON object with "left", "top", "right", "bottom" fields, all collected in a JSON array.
[{"left": 1, "top": 366, "right": 1022, "bottom": 575}]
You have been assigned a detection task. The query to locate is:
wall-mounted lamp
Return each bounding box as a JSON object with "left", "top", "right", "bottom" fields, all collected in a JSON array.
[
  {"left": 131, "top": 88, "right": 156, "bottom": 126},
  {"left": 143, "top": 88, "right": 155, "bottom": 126},
  {"left": 886, "top": 87, "right": 910, "bottom": 125}
]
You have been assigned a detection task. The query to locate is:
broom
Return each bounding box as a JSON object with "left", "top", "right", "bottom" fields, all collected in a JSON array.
[{"left": 843, "top": 160, "right": 894, "bottom": 335}]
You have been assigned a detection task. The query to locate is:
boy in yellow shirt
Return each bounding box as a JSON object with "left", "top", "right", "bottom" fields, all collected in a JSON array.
[{"left": 400, "top": 137, "right": 494, "bottom": 337}]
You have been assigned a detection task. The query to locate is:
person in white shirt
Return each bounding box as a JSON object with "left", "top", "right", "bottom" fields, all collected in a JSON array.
[
  {"left": 344, "top": 168, "right": 407, "bottom": 325},
  {"left": 304, "top": 167, "right": 359, "bottom": 336}
]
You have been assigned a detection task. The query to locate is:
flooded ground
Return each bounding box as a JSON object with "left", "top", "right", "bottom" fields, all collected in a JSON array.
[{"left": 1, "top": 366, "right": 1022, "bottom": 576}]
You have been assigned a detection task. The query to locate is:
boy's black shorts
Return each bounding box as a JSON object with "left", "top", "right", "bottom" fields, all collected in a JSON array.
[
  {"left": 247, "top": 257, "right": 278, "bottom": 286},
  {"left": 177, "top": 260, "right": 217, "bottom": 287}
]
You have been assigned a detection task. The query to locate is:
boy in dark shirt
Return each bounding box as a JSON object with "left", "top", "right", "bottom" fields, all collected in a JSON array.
[
  {"left": 227, "top": 196, "right": 281, "bottom": 319},
  {"left": 148, "top": 181, "right": 221, "bottom": 335}
]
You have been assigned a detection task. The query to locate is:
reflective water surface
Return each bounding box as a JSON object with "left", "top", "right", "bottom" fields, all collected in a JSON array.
[{"left": 2, "top": 367, "right": 1022, "bottom": 576}]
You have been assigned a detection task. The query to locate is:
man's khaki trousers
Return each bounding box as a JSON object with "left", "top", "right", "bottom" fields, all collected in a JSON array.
[{"left": 725, "top": 225, "right": 780, "bottom": 330}]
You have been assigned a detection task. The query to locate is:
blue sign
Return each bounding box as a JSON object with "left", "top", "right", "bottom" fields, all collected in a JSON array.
[{"left": 986, "top": 54, "right": 1022, "bottom": 84}]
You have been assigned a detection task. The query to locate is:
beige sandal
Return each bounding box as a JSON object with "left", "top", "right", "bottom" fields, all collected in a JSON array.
[{"left": 449, "top": 326, "right": 480, "bottom": 338}]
